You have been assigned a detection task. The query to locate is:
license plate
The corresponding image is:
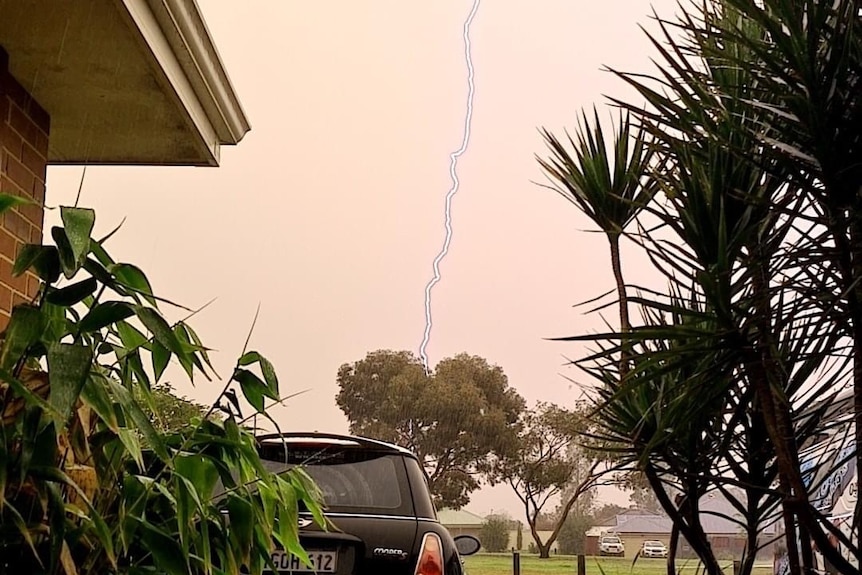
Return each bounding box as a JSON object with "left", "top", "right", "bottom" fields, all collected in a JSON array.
[{"left": 268, "top": 550, "right": 337, "bottom": 573}]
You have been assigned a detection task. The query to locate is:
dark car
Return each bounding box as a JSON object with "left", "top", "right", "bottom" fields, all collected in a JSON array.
[{"left": 255, "top": 432, "right": 481, "bottom": 574}]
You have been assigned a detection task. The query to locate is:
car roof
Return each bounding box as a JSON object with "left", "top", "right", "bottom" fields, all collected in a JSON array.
[{"left": 255, "top": 431, "right": 418, "bottom": 459}]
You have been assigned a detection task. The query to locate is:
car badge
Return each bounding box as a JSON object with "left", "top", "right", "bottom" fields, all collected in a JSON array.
[{"left": 298, "top": 518, "right": 313, "bottom": 529}]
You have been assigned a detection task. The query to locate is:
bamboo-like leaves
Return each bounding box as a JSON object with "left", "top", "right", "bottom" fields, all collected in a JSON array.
[{"left": 1, "top": 197, "right": 324, "bottom": 575}]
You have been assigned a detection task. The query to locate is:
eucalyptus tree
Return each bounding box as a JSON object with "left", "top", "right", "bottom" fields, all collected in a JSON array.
[
  {"left": 335, "top": 350, "right": 525, "bottom": 509},
  {"left": 493, "top": 402, "right": 600, "bottom": 559}
]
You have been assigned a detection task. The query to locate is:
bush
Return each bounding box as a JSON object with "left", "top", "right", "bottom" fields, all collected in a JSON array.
[
  {"left": 480, "top": 514, "right": 511, "bottom": 552},
  {"left": 557, "top": 511, "right": 593, "bottom": 555}
]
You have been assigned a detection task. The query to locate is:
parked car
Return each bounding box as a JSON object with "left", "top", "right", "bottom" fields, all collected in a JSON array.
[
  {"left": 599, "top": 535, "right": 625, "bottom": 556},
  {"left": 255, "top": 432, "right": 481, "bottom": 574},
  {"left": 641, "top": 540, "right": 668, "bottom": 558}
]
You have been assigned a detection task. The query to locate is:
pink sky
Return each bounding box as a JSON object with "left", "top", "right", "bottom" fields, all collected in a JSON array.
[{"left": 45, "top": 0, "right": 680, "bottom": 517}]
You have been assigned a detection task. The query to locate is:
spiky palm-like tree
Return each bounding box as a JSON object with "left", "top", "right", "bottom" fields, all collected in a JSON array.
[
  {"left": 540, "top": 0, "right": 862, "bottom": 573},
  {"left": 538, "top": 108, "right": 658, "bottom": 377}
]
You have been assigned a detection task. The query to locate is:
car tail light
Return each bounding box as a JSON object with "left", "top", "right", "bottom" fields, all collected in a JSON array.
[{"left": 414, "top": 533, "right": 444, "bottom": 575}]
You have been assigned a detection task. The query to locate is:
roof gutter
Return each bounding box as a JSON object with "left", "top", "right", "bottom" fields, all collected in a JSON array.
[
  {"left": 146, "top": 0, "right": 250, "bottom": 143},
  {"left": 116, "top": 0, "right": 250, "bottom": 164}
]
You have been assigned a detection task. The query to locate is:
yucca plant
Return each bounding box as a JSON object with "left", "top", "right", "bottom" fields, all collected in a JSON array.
[
  {"left": 538, "top": 108, "right": 660, "bottom": 377},
  {"left": 540, "top": 0, "right": 862, "bottom": 573}
]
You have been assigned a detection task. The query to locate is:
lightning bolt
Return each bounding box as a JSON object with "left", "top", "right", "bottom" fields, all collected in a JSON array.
[{"left": 419, "top": 0, "right": 481, "bottom": 374}]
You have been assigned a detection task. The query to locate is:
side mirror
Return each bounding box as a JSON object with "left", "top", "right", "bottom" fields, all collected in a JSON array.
[{"left": 454, "top": 534, "right": 481, "bottom": 556}]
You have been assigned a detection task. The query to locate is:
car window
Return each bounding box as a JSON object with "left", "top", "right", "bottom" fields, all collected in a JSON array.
[
  {"left": 301, "top": 457, "right": 402, "bottom": 509},
  {"left": 259, "top": 446, "right": 413, "bottom": 515}
]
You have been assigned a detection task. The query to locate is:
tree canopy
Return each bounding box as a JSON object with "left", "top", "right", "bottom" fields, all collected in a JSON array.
[
  {"left": 493, "top": 402, "right": 600, "bottom": 558},
  {"left": 138, "top": 382, "right": 212, "bottom": 433},
  {"left": 335, "top": 349, "right": 524, "bottom": 509}
]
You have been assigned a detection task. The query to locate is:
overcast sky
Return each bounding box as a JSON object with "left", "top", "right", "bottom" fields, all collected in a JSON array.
[{"left": 45, "top": 0, "right": 680, "bottom": 517}]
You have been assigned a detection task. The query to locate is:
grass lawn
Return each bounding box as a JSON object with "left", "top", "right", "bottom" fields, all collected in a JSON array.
[{"left": 462, "top": 553, "right": 774, "bottom": 575}]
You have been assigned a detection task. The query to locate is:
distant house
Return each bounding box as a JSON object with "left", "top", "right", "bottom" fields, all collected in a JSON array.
[
  {"left": 438, "top": 508, "right": 542, "bottom": 553},
  {"left": 586, "top": 494, "right": 776, "bottom": 560},
  {"left": 437, "top": 508, "right": 486, "bottom": 541}
]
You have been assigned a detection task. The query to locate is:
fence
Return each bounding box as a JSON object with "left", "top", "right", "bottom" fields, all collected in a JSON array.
[{"left": 509, "top": 551, "right": 744, "bottom": 575}]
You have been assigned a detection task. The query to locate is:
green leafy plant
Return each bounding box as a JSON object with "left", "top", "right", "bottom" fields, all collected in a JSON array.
[
  {"left": 479, "top": 514, "right": 512, "bottom": 553},
  {"left": 0, "top": 199, "right": 326, "bottom": 574}
]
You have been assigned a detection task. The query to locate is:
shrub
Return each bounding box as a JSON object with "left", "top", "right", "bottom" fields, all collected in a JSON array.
[
  {"left": 480, "top": 514, "right": 511, "bottom": 552},
  {"left": 0, "top": 200, "right": 325, "bottom": 574}
]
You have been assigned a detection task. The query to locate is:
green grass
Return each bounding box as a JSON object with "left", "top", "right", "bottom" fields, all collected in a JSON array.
[{"left": 462, "top": 553, "right": 774, "bottom": 575}]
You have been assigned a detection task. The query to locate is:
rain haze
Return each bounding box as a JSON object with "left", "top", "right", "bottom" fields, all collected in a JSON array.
[{"left": 43, "top": 0, "right": 680, "bottom": 517}]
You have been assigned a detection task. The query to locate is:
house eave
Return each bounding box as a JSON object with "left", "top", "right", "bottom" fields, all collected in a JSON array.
[
  {"left": 145, "top": 0, "right": 250, "bottom": 144},
  {"left": 117, "top": 0, "right": 249, "bottom": 165},
  {"left": 0, "top": 0, "right": 249, "bottom": 167}
]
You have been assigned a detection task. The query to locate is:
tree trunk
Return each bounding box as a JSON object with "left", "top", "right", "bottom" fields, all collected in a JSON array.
[
  {"left": 608, "top": 235, "right": 631, "bottom": 379},
  {"left": 645, "top": 466, "right": 723, "bottom": 575},
  {"left": 744, "top": 234, "right": 857, "bottom": 574},
  {"left": 668, "top": 517, "right": 680, "bottom": 575},
  {"left": 527, "top": 520, "right": 546, "bottom": 560}
]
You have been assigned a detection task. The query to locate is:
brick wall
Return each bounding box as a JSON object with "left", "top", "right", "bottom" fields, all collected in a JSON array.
[{"left": 0, "top": 48, "right": 49, "bottom": 330}]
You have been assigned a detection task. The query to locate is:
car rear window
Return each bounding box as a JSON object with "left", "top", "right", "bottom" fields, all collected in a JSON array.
[
  {"left": 302, "top": 456, "right": 401, "bottom": 509},
  {"left": 259, "top": 444, "right": 413, "bottom": 515}
]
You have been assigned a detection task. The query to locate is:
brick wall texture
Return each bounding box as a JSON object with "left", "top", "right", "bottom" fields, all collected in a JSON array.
[{"left": 0, "top": 48, "right": 49, "bottom": 330}]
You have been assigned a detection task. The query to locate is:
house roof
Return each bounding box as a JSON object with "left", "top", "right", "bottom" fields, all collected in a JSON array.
[
  {"left": 0, "top": 0, "right": 249, "bottom": 166},
  {"left": 437, "top": 508, "right": 487, "bottom": 527},
  {"left": 609, "top": 492, "right": 777, "bottom": 536},
  {"left": 610, "top": 514, "right": 674, "bottom": 535}
]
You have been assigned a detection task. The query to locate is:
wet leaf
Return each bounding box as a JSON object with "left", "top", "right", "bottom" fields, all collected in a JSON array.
[
  {"left": 233, "top": 368, "right": 271, "bottom": 412},
  {"left": 152, "top": 340, "right": 171, "bottom": 383},
  {"left": 52, "top": 226, "right": 77, "bottom": 279},
  {"left": 116, "top": 320, "right": 149, "bottom": 351},
  {"left": 139, "top": 522, "right": 189, "bottom": 575},
  {"left": 117, "top": 428, "right": 144, "bottom": 471},
  {"left": 79, "top": 302, "right": 135, "bottom": 333},
  {"left": 80, "top": 374, "right": 119, "bottom": 431},
  {"left": 45, "top": 277, "right": 98, "bottom": 306},
  {"left": 227, "top": 495, "right": 254, "bottom": 565},
  {"left": 61, "top": 206, "right": 95, "bottom": 270},
  {"left": 109, "top": 379, "right": 168, "bottom": 461},
  {"left": 0, "top": 305, "right": 46, "bottom": 371},
  {"left": 13, "top": 244, "right": 60, "bottom": 283},
  {"left": 112, "top": 263, "right": 157, "bottom": 307},
  {"left": 47, "top": 343, "right": 93, "bottom": 426},
  {"left": 136, "top": 306, "right": 184, "bottom": 356},
  {"left": 0, "top": 193, "right": 34, "bottom": 214},
  {"left": 176, "top": 453, "right": 219, "bottom": 500}
]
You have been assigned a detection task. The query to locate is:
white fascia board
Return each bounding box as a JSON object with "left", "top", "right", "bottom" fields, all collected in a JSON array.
[
  {"left": 118, "top": 0, "right": 220, "bottom": 165},
  {"left": 116, "top": 0, "right": 251, "bottom": 165},
  {"left": 146, "top": 0, "right": 251, "bottom": 144}
]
